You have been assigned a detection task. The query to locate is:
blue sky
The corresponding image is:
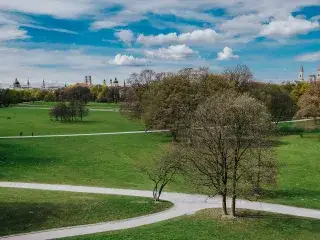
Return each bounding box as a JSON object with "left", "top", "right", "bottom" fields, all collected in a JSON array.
[{"left": 0, "top": 0, "right": 319, "bottom": 87}]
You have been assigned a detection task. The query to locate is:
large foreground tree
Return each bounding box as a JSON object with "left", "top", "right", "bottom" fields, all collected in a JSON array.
[{"left": 179, "top": 91, "right": 276, "bottom": 216}]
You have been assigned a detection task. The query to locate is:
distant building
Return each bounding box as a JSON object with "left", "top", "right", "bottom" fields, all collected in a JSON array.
[
  {"left": 85, "top": 76, "right": 93, "bottom": 86},
  {"left": 299, "top": 65, "right": 320, "bottom": 82}
]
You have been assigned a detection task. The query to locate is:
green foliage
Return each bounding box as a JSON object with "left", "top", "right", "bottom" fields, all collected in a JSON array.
[
  {"left": 291, "top": 81, "right": 311, "bottom": 102},
  {"left": 0, "top": 188, "right": 172, "bottom": 236},
  {"left": 142, "top": 75, "right": 196, "bottom": 138}
]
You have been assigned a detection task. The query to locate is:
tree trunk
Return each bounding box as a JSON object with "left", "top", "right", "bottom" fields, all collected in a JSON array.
[
  {"left": 231, "top": 163, "right": 238, "bottom": 217},
  {"left": 231, "top": 196, "right": 236, "bottom": 217},
  {"left": 222, "top": 193, "right": 228, "bottom": 216}
]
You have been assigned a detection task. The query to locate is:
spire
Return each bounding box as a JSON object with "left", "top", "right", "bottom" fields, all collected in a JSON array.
[
  {"left": 299, "top": 65, "right": 304, "bottom": 81},
  {"left": 42, "top": 79, "right": 46, "bottom": 89},
  {"left": 27, "top": 78, "right": 30, "bottom": 86},
  {"left": 300, "top": 65, "right": 304, "bottom": 72}
]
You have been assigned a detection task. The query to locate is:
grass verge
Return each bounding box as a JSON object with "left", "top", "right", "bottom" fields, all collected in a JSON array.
[
  {"left": 0, "top": 188, "right": 172, "bottom": 237},
  {"left": 66, "top": 209, "right": 320, "bottom": 240}
]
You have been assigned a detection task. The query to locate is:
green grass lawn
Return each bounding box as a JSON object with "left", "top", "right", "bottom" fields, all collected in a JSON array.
[
  {"left": 17, "top": 101, "right": 119, "bottom": 109},
  {"left": 0, "top": 108, "right": 143, "bottom": 136},
  {"left": 0, "top": 133, "right": 319, "bottom": 209},
  {"left": 0, "top": 133, "right": 190, "bottom": 192},
  {"left": 0, "top": 188, "right": 172, "bottom": 237},
  {"left": 67, "top": 209, "right": 320, "bottom": 240},
  {"left": 260, "top": 134, "right": 320, "bottom": 209}
]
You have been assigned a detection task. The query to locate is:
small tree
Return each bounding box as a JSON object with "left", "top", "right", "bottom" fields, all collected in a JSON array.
[
  {"left": 141, "top": 148, "right": 181, "bottom": 201},
  {"left": 76, "top": 101, "right": 89, "bottom": 121},
  {"left": 50, "top": 102, "right": 69, "bottom": 122}
]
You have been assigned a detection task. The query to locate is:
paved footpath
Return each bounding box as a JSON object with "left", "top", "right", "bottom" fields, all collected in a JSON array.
[
  {"left": 0, "top": 182, "right": 319, "bottom": 240},
  {"left": 0, "top": 130, "right": 170, "bottom": 139}
]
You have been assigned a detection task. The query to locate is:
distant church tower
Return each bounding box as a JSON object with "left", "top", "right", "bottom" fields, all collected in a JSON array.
[
  {"left": 42, "top": 79, "right": 46, "bottom": 89},
  {"left": 299, "top": 65, "right": 304, "bottom": 81},
  {"left": 317, "top": 65, "right": 320, "bottom": 81}
]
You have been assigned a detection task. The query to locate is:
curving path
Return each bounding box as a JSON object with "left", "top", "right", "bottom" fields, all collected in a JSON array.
[
  {"left": 0, "top": 182, "right": 320, "bottom": 240},
  {"left": 0, "top": 130, "right": 170, "bottom": 139}
]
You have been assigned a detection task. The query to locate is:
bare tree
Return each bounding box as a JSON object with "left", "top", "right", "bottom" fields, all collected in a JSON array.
[
  {"left": 223, "top": 65, "right": 253, "bottom": 92},
  {"left": 295, "top": 81, "right": 320, "bottom": 124},
  {"left": 121, "top": 69, "right": 161, "bottom": 120},
  {"left": 179, "top": 91, "right": 275, "bottom": 216},
  {"left": 141, "top": 148, "right": 181, "bottom": 201}
]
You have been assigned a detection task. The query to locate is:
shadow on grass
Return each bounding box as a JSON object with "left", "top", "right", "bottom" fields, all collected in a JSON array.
[
  {"left": 0, "top": 201, "right": 93, "bottom": 236},
  {"left": 0, "top": 202, "right": 58, "bottom": 236},
  {"left": 0, "top": 141, "right": 57, "bottom": 178}
]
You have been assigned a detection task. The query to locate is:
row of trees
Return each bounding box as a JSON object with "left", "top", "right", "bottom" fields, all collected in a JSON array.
[
  {"left": 50, "top": 102, "right": 89, "bottom": 122},
  {"left": 121, "top": 66, "right": 319, "bottom": 217},
  {"left": 0, "top": 84, "right": 122, "bottom": 106}
]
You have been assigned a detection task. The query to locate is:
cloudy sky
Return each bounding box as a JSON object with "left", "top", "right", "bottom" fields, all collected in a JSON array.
[{"left": 0, "top": 0, "right": 319, "bottom": 87}]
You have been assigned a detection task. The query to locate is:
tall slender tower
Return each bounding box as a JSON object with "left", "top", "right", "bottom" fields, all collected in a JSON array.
[
  {"left": 42, "top": 79, "right": 46, "bottom": 89},
  {"left": 299, "top": 65, "right": 304, "bottom": 81},
  {"left": 89, "top": 76, "right": 92, "bottom": 86},
  {"left": 27, "top": 79, "right": 30, "bottom": 88},
  {"left": 317, "top": 64, "right": 320, "bottom": 81}
]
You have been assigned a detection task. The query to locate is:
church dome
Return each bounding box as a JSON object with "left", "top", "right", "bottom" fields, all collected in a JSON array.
[{"left": 13, "top": 78, "right": 21, "bottom": 88}]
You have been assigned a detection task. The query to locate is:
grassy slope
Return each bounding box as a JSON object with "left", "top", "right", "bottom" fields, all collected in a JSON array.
[
  {"left": 0, "top": 188, "right": 172, "bottom": 236},
  {"left": 0, "top": 133, "right": 319, "bottom": 208},
  {"left": 0, "top": 134, "right": 189, "bottom": 192},
  {"left": 68, "top": 209, "right": 320, "bottom": 240},
  {"left": 261, "top": 134, "right": 320, "bottom": 209},
  {"left": 0, "top": 108, "right": 143, "bottom": 136}
]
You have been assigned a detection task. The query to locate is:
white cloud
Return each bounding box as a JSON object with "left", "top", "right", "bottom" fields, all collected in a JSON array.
[
  {"left": 220, "top": 14, "right": 263, "bottom": 35},
  {"left": 0, "top": 25, "right": 29, "bottom": 42},
  {"left": 137, "top": 29, "right": 219, "bottom": 46},
  {"left": 115, "top": 30, "right": 135, "bottom": 45},
  {"left": 91, "top": 11, "right": 145, "bottom": 30},
  {"left": 109, "top": 54, "right": 149, "bottom": 66},
  {"left": 295, "top": 51, "right": 320, "bottom": 62},
  {"left": 261, "top": 16, "right": 320, "bottom": 37},
  {"left": 217, "top": 47, "right": 239, "bottom": 60},
  {"left": 145, "top": 44, "right": 198, "bottom": 60},
  {"left": 0, "top": 0, "right": 97, "bottom": 19}
]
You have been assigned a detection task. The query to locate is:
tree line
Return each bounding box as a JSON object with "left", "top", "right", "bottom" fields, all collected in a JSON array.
[
  {"left": 0, "top": 84, "right": 121, "bottom": 107},
  {"left": 120, "top": 66, "right": 320, "bottom": 217}
]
